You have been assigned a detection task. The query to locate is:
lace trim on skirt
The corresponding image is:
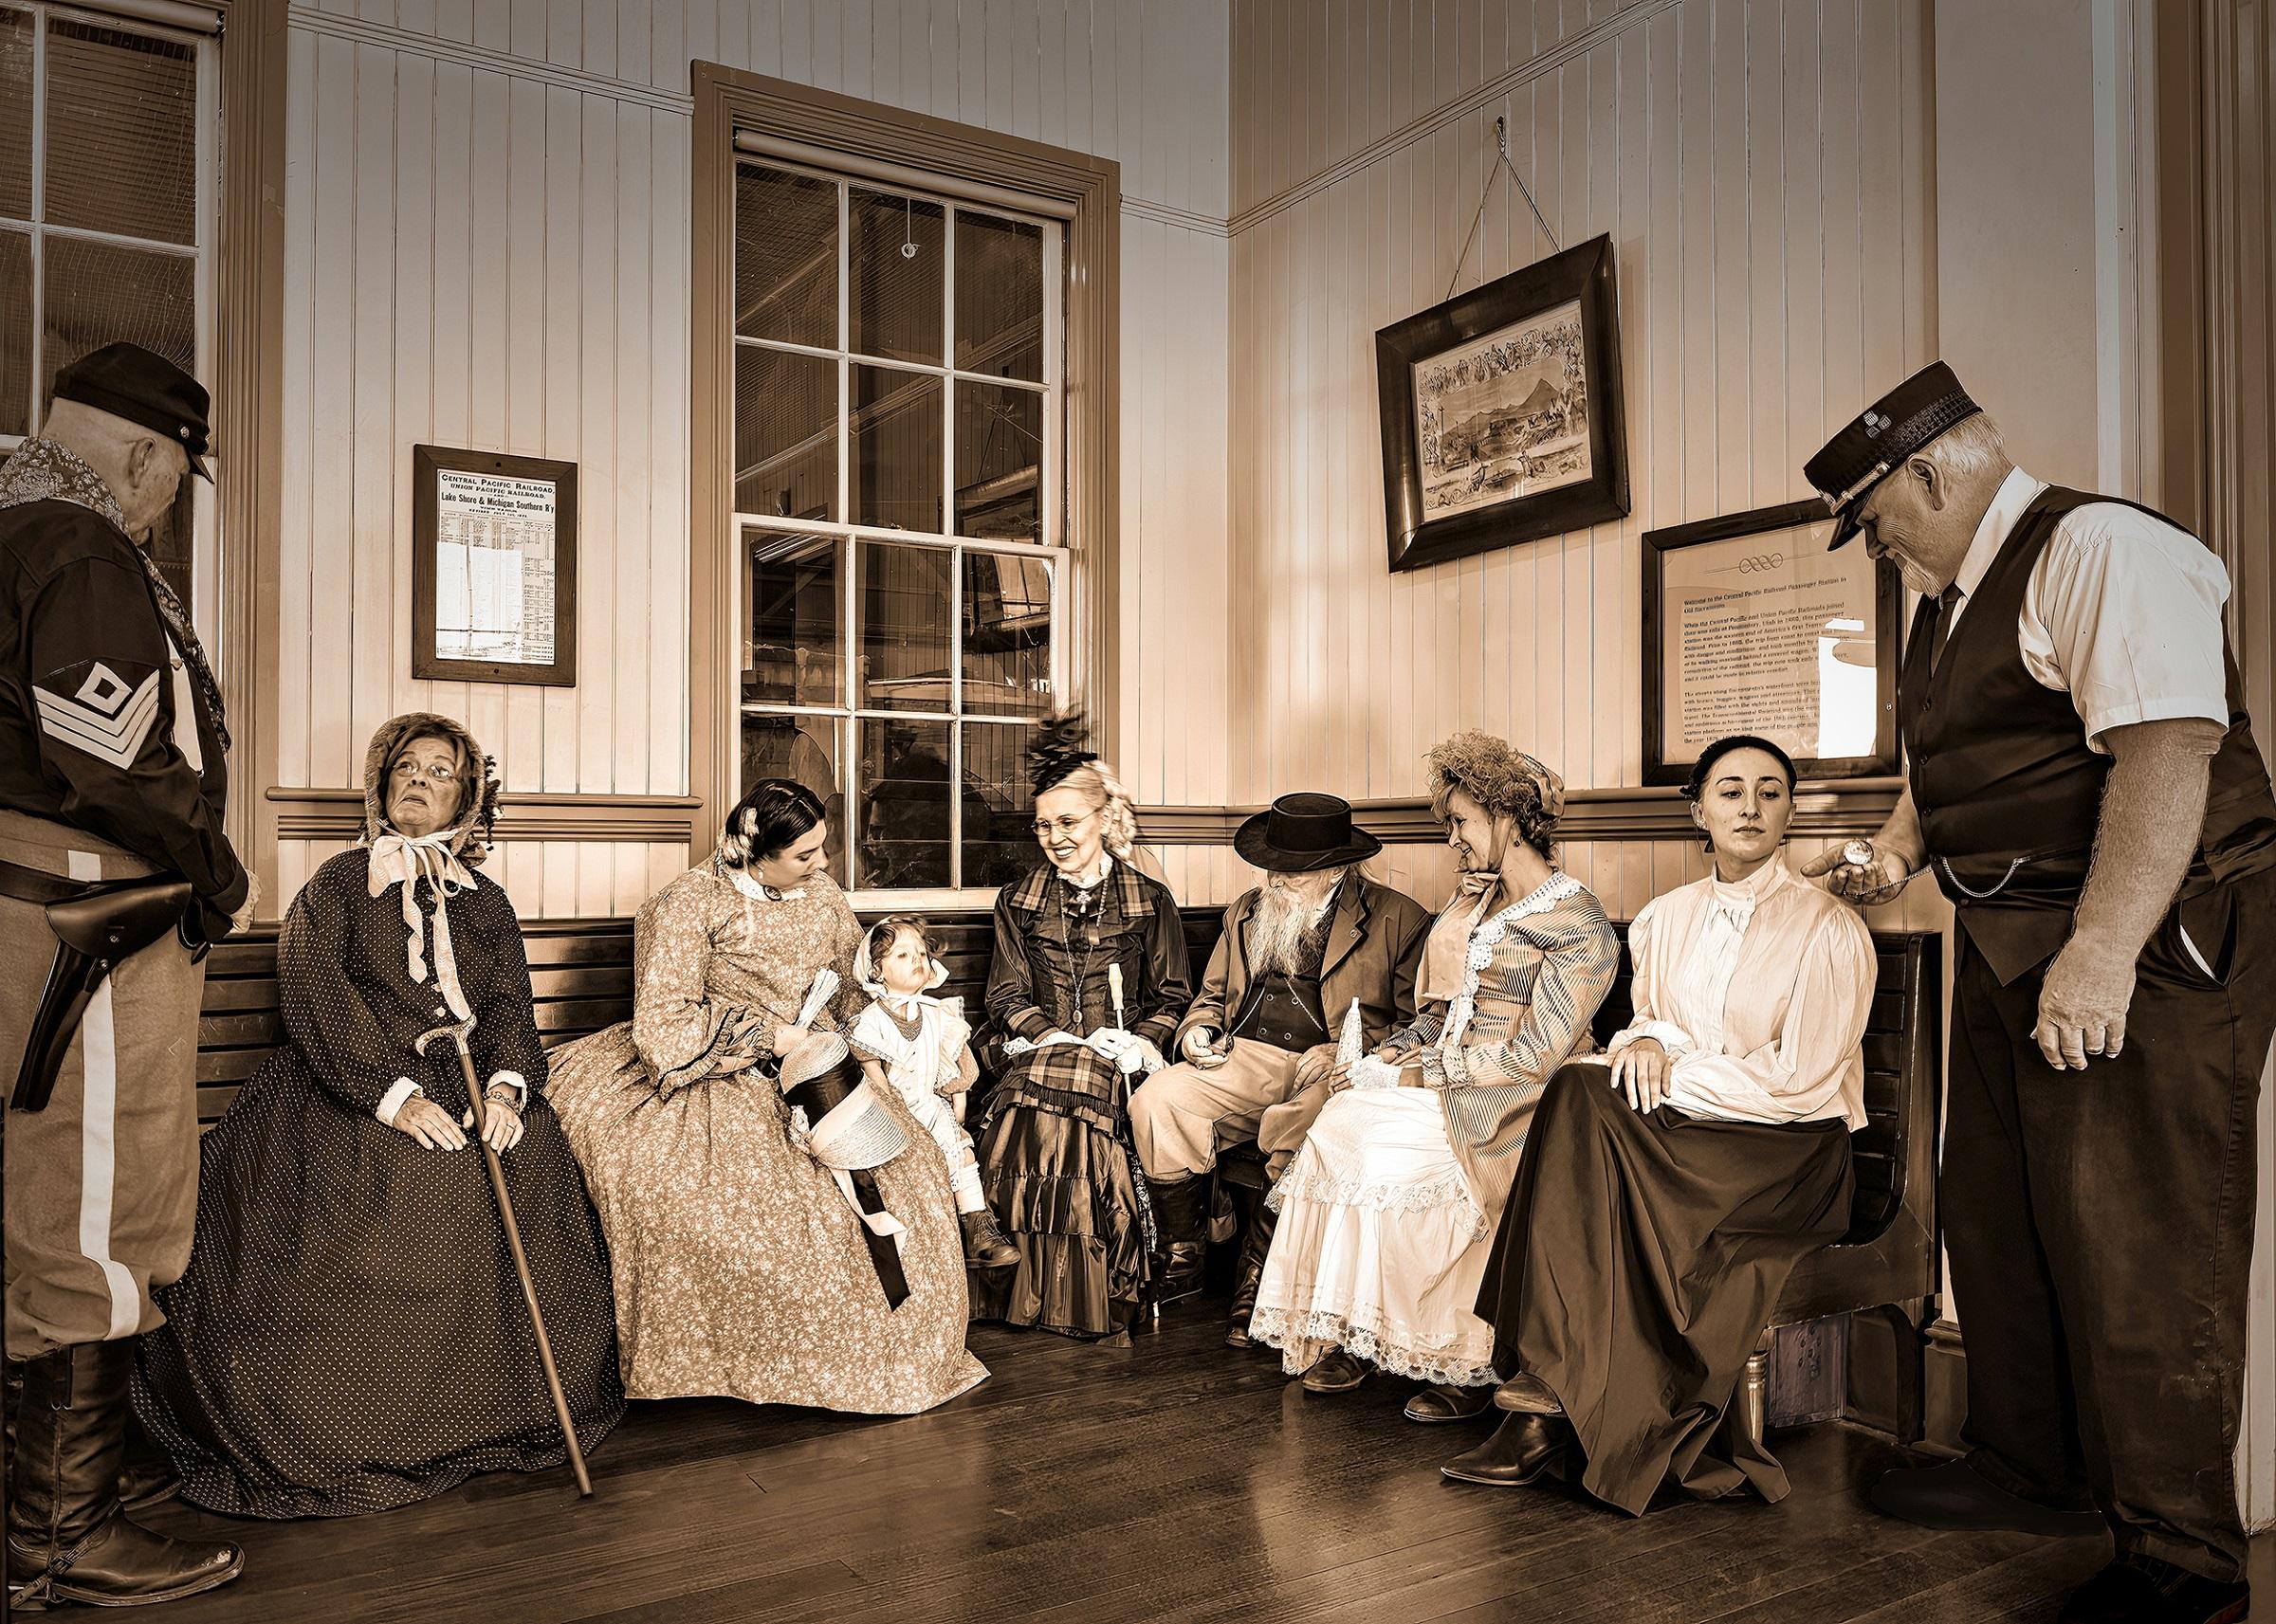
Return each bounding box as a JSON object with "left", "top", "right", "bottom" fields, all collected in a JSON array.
[
  {"left": 1265, "top": 1163, "right": 1488, "bottom": 1240},
  {"left": 1246, "top": 1305, "right": 1500, "bottom": 1388}
]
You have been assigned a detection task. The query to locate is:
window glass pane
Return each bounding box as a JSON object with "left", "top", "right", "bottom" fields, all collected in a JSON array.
[
  {"left": 856, "top": 717, "right": 951, "bottom": 889},
  {"left": 0, "top": 227, "right": 28, "bottom": 437},
  {"left": 848, "top": 187, "right": 942, "bottom": 365},
  {"left": 962, "top": 551, "right": 1052, "bottom": 717},
  {"left": 0, "top": 8, "right": 31, "bottom": 222},
  {"left": 850, "top": 364, "right": 940, "bottom": 531},
  {"left": 735, "top": 164, "right": 835, "bottom": 348},
  {"left": 734, "top": 344, "right": 835, "bottom": 520},
  {"left": 144, "top": 474, "right": 195, "bottom": 619},
  {"left": 741, "top": 712, "right": 847, "bottom": 885},
  {"left": 41, "top": 236, "right": 193, "bottom": 411},
  {"left": 954, "top": 380, "right": 1041, "bottom": 542},
  {"left": 857, "top": 539, "right": 951, "bottom": 713},
  {"left": 743, "top": 527, "right": 841, "bottom": 707},
  {"left": 45, "top": 19, "right": 197, "bottom": 246},
  {"left": 955, "top": 210, "right": 1042, "bottom": 381},
  {"left": 961, "top": 721, "right": 1037, "bottom": 888}
]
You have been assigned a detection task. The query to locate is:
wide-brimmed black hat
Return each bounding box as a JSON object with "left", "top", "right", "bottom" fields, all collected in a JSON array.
[
  {"left": 1804, "top": 360, "right": 1981, "bottom": 549},
  {"left": 1233, "top": 793, "right": 1381, "bottom": 872},
  {"left": 52, "top": 342, "right": 213, "bottom": 482}
]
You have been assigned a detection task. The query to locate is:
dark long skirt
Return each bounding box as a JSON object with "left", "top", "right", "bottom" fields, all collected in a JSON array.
[
  {"left": 1476, "top": 1062, "right": 1854, "bottom": 1515},
  {"left": 132, "top": 1054, "right": 625, "bottom": 1518},
  {"left": 971, "top": 1050, "right": 1150, "bottom": 1338}
]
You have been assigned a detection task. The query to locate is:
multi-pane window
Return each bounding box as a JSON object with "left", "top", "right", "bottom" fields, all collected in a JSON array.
[
  {"left": 0, "top": 2, "right": 217, "bottom": 631},
  {"left": 734, "top": 157, "right": 1066, "bottom": 897}
]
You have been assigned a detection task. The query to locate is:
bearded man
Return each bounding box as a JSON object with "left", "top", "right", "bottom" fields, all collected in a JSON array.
[{"left": 1129, "top": 794, "right": 1430, "bottom": 1344}]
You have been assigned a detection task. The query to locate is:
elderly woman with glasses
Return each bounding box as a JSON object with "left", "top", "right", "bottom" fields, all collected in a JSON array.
[
  {"left": 1249, "top": 733, "right": 1619, "bottom": 1411},
  {"left": 970, "top": 715, "right": 1192, "bottom": 1340},
  {"left": 131, "top": 714, "right": 624, "bottom": 1517}
]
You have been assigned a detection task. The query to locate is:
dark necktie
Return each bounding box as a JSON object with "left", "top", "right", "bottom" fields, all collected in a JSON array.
[{"left": 1927, "top": 583, "right": 1963, "bottom": 668}]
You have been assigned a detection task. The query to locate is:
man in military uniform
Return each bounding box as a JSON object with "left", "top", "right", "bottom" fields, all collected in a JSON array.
[
  {"left": 2, "top": 344, "right": 250, "bottom": 1607},
  {"left": 1802, "top": 363, "right": 2276, "bottom": 1624},
  {"left": 1129, "top": 794, "right": 1430, "bottom": 1345}
]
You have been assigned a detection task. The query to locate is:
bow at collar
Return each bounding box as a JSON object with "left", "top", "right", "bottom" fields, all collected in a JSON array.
[{"left": 367, "top": 831, "right": 476, "bottom": 1019}]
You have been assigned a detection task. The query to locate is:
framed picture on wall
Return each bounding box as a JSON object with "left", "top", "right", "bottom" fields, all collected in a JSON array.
[
  {"left": 1375, "top": 232, "right": 1630, "bottom": 574},
  {"left": 1642, "top": 498, "right": 1900, "bottom": 785},
  {"left": 412, "top": 445, "right": 578, "bottom": 686}
]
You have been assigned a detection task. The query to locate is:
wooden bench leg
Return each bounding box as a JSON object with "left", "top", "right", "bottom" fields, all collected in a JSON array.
[{"left": 1739, "top": 1329, "right": 1774, "bottom": 1454}]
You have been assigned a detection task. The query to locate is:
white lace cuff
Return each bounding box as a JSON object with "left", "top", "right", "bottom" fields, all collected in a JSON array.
[
  {"left": 376, "top": 1077, "right": 422, "bottom": 1126},
  {"left": 1607, "top": 1020, "right": 1692, "bottom": 1058}
]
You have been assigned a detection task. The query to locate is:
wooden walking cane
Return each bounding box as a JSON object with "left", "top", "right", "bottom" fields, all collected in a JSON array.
[{"left": 413, "top": 1017, "right": 594, "bottom": 1497}]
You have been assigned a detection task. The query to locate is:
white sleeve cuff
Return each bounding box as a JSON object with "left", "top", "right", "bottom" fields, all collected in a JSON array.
[
  {"left": 486, "top": 1070, "right": 528, "bottom": 1107},
  {"left": 376, "top": 1078, "right": 422, "bottom": 1126},
  {"left": 1607, "top": 1020, "right": 1693, "bottom": 1057}
]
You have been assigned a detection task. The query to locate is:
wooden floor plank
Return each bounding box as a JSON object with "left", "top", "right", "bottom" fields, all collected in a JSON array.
[{"left": 134, "top": 1305, "right": 2269, "bottom": 1623}]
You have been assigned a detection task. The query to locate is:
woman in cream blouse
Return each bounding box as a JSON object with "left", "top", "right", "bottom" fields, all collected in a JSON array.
[{"left": 1442, "top": 733, "right": 1875, "bottom": 1511}]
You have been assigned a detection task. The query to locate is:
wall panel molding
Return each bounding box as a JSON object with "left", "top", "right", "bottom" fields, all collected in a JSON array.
[{"left": 269, "top": 788, "right": 700, "bottom": 843}]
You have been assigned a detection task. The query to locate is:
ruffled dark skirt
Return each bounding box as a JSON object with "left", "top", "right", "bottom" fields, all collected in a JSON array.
[
  {"left": 971, "top": 1052, "right": 1150, "bottom": 1338},
  {"left": 1477, "top": 1063, "right": 1854, "bottom": 1515},
  {"left": 132, "top": 1053, "right": 625, "bottom": 1518}
]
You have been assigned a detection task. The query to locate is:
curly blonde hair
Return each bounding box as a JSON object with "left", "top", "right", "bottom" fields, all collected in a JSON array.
[
  {"left": 1040, "top": 760, "right": 1140, "bottom": 862},
  {"left": 1424, "top": 730, "right": 1564, "bottom": 862}
]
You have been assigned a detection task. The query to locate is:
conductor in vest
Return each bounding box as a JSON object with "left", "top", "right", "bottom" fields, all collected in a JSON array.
[{"left": 1802, "top": 362, "right": 2276, "bottom": 1624}]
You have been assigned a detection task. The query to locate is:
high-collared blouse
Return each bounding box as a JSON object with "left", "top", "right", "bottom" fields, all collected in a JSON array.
[{"left": 1605, "top": 856, "right": 1875, "bottom": 1129}]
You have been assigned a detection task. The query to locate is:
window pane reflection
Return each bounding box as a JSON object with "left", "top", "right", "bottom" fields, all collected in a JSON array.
[
  {"left": 735, "top": 165, "right": 836, "bottom": 349},
  {"left": 741, "top": 712, "right": 846, "bottom": 885},
  {"left": 962, "top": 551, "right": 1052, "bottom": 717},
  {"left": 743, "top": 527, "right": 840, "bottom": 707},
  {"left": 851, "top": 364, "right": 940, "bottom": 531},
  {"left": 858, "top": 539, "right": 951, "bottom": 713},
  {"left": 734, "top": 345, "right": 835, "bottom": 520},
  {"left": 0, "top": 228, "right": 28, "bottom": 437},
  {"left": 44, "top": 19, "right": 197, "bottom": 246},
  {"left": 849, "top": 187, "right": 943, "bottom": 366},
  {"left": 41, "top": 236, "right": 193, "bottom": 411},
  {"left": 857, "top": 718, "right": 951, "bottom": 889},
  {"left": 954, "top": 380, "right": 1041, "bottom": 543},
  {"left": 955, "top": 210, "right": 1042, "bottom": 381},
  {"left": 961, "top": 721, "right": 1037, "bottom": 888},
  {"left": 0, "top": 9, "right": 31, "bottom": 222}
]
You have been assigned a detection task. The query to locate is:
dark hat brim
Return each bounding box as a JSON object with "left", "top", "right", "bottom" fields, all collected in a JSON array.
[
  {"left": 1231, "top": 810, "right": 1382, "bottom": 871},
  {"left": 1826, "top": 502, "right": 1863, "bottom": 550}
]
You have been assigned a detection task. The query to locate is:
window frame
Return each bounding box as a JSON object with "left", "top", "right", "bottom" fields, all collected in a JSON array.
[{"left": 691, "top": 64, "right": 1122, "bottom": 911}]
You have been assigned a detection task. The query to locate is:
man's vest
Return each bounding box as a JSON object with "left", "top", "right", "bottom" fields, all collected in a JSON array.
[
  {"left": 1896, "top": 484, "right": 2276, "bottom": 983},
  {"left": 1227, "top": 905, "right": 1333, "bottom": 1052}
]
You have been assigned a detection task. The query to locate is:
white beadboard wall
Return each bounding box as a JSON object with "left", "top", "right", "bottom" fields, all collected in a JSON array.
[{"left": 270, "top": 0, "right": 1233, "bottom": 920}]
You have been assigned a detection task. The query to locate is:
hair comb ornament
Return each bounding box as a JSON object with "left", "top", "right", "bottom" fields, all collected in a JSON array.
[{"left": 1026, "top": 711, "right": 1100, "bottom": 795}]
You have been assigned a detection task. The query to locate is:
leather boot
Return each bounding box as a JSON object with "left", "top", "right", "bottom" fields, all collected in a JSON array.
[
  {"left": 1223, "top": 1196, "right": 1278, "bottom": 1350},
  {"left": 1145, "top": 1176, "right": 1211, "bottom": 1305},
  {"left": 959, "top": 1207, "right": 1021, "bottom": 1272},
  {"left": 7, "top": 1356, "right": 180, "bottom": 1515},
  {"left": 1440, "top": 1412, "right": 1573, "bottom": 1487},
  {"left": 6, "top": 1343, "right": 243, "bottom": 1610}
]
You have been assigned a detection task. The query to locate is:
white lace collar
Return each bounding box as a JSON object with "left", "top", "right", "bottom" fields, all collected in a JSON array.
[
  {"left": 1057, "top": 852, "right": 1114, "bottom": 891},
  {"left": 725, "top": 863, "right": 805, "bottom": 903},
  {"left": 1707, "top": 854, "right": 1789, "bottom": 914}
]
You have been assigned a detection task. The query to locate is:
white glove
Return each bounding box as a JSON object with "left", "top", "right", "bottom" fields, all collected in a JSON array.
[
  {"left": 1116, "top": 1037, "right": 1166, "bottom": 1076},
  {"left": 1347, "top": 1054, "right": 1404, "bottom": 1091},
  {"left": 1089, "top": 1028, "right": 1135, "bottom": 1061}
]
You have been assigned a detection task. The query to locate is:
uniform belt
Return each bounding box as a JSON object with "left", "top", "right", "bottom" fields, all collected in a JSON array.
[{"left": 0, "top": 856, "right": 106, "bottom": 906}]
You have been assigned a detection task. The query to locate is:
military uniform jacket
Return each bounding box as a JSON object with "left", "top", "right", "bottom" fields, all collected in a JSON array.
[{"left": 0, "top": 441, "right": 246, "bottom": 934}]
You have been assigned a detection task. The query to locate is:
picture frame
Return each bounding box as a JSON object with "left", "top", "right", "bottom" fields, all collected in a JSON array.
[
  {"left": 412, "top": 445, "right": 578, "bottom": 687},
  {"left": 1641, "top": 498, "right": 1900, "bottom": 785},
  {"left": 1375, "top": 232, "right": 1629, "bottom": 574}
]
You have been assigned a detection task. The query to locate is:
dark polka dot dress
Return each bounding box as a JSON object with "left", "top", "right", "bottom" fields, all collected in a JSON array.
[{"left": 130, "top": 850, "right": 625, "bottom": 1518}]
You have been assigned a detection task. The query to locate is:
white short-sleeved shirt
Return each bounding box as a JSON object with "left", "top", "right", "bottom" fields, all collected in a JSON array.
[{"left": 1940, "top": 467, "right": 2231, "bottom": 752}]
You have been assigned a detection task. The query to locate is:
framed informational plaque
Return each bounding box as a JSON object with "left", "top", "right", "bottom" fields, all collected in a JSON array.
[
  {"left": 1642, "top": 498, "right": 1899, "bottom": 785},
  {"left": 412, "top": 445, "right": 578, "bottom": 686}
]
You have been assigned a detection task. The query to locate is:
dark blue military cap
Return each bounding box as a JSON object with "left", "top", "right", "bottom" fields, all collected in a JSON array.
[
  {"left": 1804, "top": 360, "right": 1979, "bottom": 549},
  {"left": 52, "top": 342, "right": 212, "bottom": 482}
]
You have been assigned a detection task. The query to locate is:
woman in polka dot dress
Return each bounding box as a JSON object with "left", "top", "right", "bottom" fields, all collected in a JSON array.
[
  {"left": 545, "top": 780, "right": 986, "bottom": 1414},
  {"left": 130, "top": 713, "right": 626, "bottom": 1517}
]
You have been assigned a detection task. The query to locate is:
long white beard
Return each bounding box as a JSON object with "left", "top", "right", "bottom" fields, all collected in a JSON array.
[{"left": 1248, "top": 872, "right": 1341, "bottom": 976}]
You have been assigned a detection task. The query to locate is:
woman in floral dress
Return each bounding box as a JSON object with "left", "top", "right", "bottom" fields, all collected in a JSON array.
[{"left": 547, "top": 780, "right": 985, "bottom": 1413}]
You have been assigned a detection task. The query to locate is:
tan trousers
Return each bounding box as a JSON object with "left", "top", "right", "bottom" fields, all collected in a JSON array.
[
  {"left": 1129, "top": 1038, "right": 1332, "bottom": 1182},
  {"left": 2, "top": 810, "right": 205, "bottom": 1359}
]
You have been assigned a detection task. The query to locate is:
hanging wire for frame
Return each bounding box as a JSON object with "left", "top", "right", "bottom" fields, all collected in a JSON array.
[{"left": 1446, "top": 116, "right": 1560, "bottom": 301}]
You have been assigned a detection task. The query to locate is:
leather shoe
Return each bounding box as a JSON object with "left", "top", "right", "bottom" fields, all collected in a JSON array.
[
  {"left": 958, "top": 1208, "right": 1021, "bottom": 1272},
  {"left": 1299, "top": 1347, "right": 1369, "bottom": 1394},
  {"left": 1441, "top": 1413, "right": 1571, "bottom": 1487},
  {"left": 2056, "top": 1556, "right": 2248, "bottom": 1624},
  {"left": 1492, "top": 1371, "right": 1564, "bottom": 1415},
  {"left": 1404, "top": 1384, "right": 1495, "bottom": 1424},
  {"left": 1868, "top": 1457, "right": 2105, "bottom": 1539}
]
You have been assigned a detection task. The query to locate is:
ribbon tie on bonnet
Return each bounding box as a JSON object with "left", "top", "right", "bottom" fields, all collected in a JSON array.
[{"left": 366, "top": 830, "right": 477, "bottom": 1021}]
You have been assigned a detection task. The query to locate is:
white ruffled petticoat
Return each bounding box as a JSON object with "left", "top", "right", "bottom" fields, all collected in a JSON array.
[{"left": 1246, "top": 1087, "right": 1500, "bottom": 1386}]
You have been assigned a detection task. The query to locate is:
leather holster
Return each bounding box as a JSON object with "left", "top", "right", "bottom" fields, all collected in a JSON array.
[{"left": 9, "top": 875, "right": 193, "bottom": 1115}]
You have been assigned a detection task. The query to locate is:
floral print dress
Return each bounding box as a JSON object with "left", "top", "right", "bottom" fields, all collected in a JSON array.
[{"left": 547, "top": 859, "right": 986, "bottom": 1412}]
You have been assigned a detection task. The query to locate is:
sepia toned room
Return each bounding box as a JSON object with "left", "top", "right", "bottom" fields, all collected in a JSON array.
[{"left": 2, "top": 2, "right": 2272, "bottom": 1620}]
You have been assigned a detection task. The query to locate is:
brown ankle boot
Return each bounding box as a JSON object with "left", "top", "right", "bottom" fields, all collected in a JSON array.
[
  {"left": 1223, "top": 1196, "right": 1278, "bottom": 1349},
  {"left": 6, "top": 1344, "right": 242, "bottom": 1610},
  {"left": 959, "top": 1207, "right": 1021, "bottom": 1271}
]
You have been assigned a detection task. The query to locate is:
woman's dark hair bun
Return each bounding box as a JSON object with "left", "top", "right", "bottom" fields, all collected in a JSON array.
[{"left": 721, "top": 778, "right": 827, "bottom": 867}]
